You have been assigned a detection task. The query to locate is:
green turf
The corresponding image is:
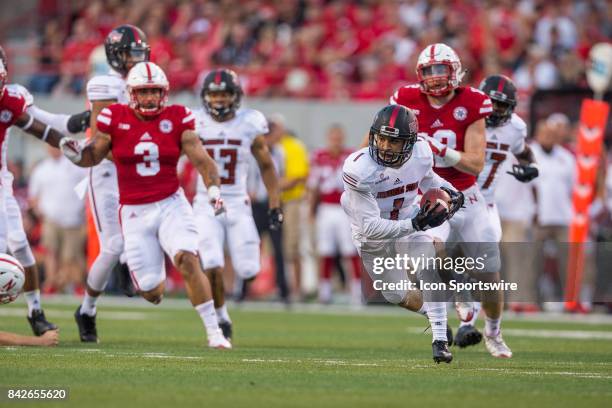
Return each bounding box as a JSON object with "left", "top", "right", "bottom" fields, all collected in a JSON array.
[{"left": 1, "top": 301, "right": 611, "bottom": 408}]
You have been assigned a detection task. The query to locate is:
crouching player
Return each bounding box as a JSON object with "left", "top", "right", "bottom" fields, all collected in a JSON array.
[
  {"left": 59, "top": 62, "right": 230, "bottom": 349},
  {"left": 341, "top": 105, "right": 463, "bottom": 363}
]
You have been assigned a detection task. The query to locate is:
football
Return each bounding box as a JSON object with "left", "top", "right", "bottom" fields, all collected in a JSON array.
[
  {"left": 420, "top": 188, "right": 452, "bottom": 212},
  {"left": 0, "top": 253, "right": 25, "bottom": 304}
]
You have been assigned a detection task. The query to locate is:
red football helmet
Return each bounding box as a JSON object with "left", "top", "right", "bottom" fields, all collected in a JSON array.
[
  {"left": 416, "top": 43, "right": 465, "bottom": 97},
  {"left": 126, "top": 62, "right": 169, "bottom": 117}
]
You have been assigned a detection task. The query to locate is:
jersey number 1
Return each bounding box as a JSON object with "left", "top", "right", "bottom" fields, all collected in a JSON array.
[{"left": 134, "top": 140, "right": 160, "bottom": 177}]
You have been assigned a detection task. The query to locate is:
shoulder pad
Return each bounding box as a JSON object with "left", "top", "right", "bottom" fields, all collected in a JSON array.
[
  {"left": 342, "top": 148, "right": 378, "bottom": 191},
  {"left": 87, "top": 75, "right": 125, "bottom": 101},
  {"left": 240, "top": 108, "right": 269, "bottom": 135},
  {"left": 6, "top": 83, "right": 33, "bottom": 107}
]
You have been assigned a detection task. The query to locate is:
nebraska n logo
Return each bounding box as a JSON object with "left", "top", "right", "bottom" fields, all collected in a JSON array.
[{"left": 2, "top": 279, "right": 16, "bottom": 291}]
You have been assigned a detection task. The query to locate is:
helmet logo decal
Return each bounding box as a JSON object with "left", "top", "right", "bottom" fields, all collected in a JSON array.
[{"left": 108, "top": 30, "right": 123, "bottom": 43}]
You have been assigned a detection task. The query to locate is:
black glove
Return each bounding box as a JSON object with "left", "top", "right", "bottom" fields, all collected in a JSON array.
[
  {"left": 412, "top": 201, "right": 448, "bottom": 231},
  {"left": 268, "top": 207, "right": 284, "bottom": 230},
  {"left": 66, "top": 110, "right": 91, "bottom": 134},
  {"left": 440, "top": 186, "right": 464, "bottom": 218},
  {"left": 507, "top": 163, "right": 539, "bottom": 182}
]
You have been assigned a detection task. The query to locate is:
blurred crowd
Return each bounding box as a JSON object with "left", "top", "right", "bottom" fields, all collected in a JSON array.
[{"left": 22, "top": 0, "right": 610, "bottom": 99}]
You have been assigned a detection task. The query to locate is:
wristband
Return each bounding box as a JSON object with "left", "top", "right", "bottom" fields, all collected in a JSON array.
[
  {"left": 442, "top": 147, "right": 461, "bottom": 166},
  {"left": 207, "top": 185, "right": 221, "bottom": 201}
]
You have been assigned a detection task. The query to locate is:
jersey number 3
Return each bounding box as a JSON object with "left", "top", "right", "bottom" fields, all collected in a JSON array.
[{"left": 135, "top": 140, "right": 160, "bottom": 177}]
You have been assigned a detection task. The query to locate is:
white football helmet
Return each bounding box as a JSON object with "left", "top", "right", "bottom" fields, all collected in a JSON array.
[
  {"left": 126, "top": 61, "right": 169, "bottom": 116},
  {"left": 0, "top": 254, "right": 25, "bottom": 304},
  {"left": 416, "top": 43, "right": 465, "bottom": 96}
]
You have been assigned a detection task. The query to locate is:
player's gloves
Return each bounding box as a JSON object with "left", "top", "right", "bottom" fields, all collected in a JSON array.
[
  {"left": 268, "top": 207, "right": 284, "bottom": 230},
  {"left": 440, "top": 186, "right": 465, "bottom": 218},
  {"left": 66, "top": 110, "right": 91, "bottom": 134},
  {"left": 411, "top": 201, "right": 448, "bottom": 231},
  {"left": 421, "top": 134, "right": 447, "bottom": 157},
  {"left": 507, "top": 163, "right": 539, "bottom": 182},
  {"left": 59, "top": 137, "right": 83, "bottom": 164},
  {"left": 207, "top": 185, "right": 226, "bottom": 215}
]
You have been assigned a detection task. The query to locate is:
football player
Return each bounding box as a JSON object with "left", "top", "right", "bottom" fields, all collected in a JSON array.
[
  {"left": 73, "top": 25, "right": 150, "bottom": 343},
  {"left": 60, "top": 62, "right": 231, "bottom": 349},
  {"left": 456, "top": 75, "right": 538, "bottom": 340},
  {"left": 342, "top": 104, "right": 463, "bottom": 364},
  {"left": 0, "top": 46, "right": 87, "bottom": 337},
  {"left": 193, "top": 69, "right": 282, "bottom": 340},
  {"left": 308, "top": 125, "right": 361, "bottom": 305},
  {"left": 390, "top": 43, "right": 511, "bottom": 357}
]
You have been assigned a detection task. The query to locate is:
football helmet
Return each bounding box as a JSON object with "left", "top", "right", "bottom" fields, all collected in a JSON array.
[
  {"left": 479, "top": 74, "right": 517, "bottom": 127},
  {"left": 126, "top": 62, "right": 169, "bottom": 117},
  {"left": 369, "top": 105, "right": 418, "bottom": 167},
  {"left": 0, "top": 46, "right": 7, "bottom": 97},
  {"left": 416, "top": 43, "right": 465, "bottom": 96},
  {"left": 0, "top": 254, "right": 25, "bottom": 304},
  {"left": 200, "top": 69, "right": 243, "bottom": 121},
  {"left": 105, "top": 25, "right": 150, "bottom": 76}
]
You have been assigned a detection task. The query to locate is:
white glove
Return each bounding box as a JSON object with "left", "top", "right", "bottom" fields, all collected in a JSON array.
[
  {"left": 60, "top": 137, "right": 83, "bottom": 164},
  {"left": 420, "top": 134, "right": 447, "bottom": 157},
  {"left": 207, "top": 185, "right": 226, "bottom": 215}
]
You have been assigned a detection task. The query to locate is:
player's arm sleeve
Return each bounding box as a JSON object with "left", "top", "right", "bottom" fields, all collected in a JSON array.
[
  {"left": 511, "top": 118, "right": 527, "bottom": 155},
  {"left": 343, "top": 173, "right": 415, "bottom": 240},
  {"left": 26, "top": 105, "right": 70, "bottom": 134}
]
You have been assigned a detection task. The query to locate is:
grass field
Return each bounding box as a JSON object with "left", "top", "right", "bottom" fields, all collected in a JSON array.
[{"left": 1, "top": 298, "right": 611, "bottom": 408}]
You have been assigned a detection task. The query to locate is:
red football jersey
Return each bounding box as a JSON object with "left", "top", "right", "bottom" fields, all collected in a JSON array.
[
  {"left": 391, "top": 85, "right": 492, "bottom": 190},
  {"left": 309, "top": 148, "right": 353, "bottom": 204},
  {"left": 0, "top": 88, "right": 27, "bottom": 157},
  {"left": 97, "top": 104, "right": 195, "bottom": 205}
]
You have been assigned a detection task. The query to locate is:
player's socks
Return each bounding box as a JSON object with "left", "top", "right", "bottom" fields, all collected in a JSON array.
[
  {"left": 319, "top": 280, "right": 332, "bottom": 303},
  {"left": 484, "top": 316, "right": 501, "bottom": 337},
  {"left": 24, "top": 290, "right": 41, "bottom": 317},
  {"left": 425, "top": 302, "right": 448, "bottom": 342},
  {"left": 215, "top": 304, "right": 232, "bottom": 324},
  {"left": 416, "top": 304, "right": 427, "bottom": 316},
  {"left": 460, "top": 301, "right": 482, "bottom": 327},
  {"left": 196, "top": 300, "right": 222, "bottom": 338},
  {"left": 80, "top": 293, "right": 98, "bottom": 316},
  {"left": 350, "top": 279, "right": 362, "bottom": 305}
]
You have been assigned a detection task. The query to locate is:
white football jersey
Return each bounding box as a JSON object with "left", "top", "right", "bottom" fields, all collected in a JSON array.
[
  {"left": 341, "top": 140, "right": 452, "bottom": 244},
  {"left": 194, "top": 107, "right": 268, "bottom": 200},
  {"left": 477, "top": 113, "right": 527, "bottom": 204},
  {"left": 86, "top": 70, "right": 128, "bottom": 103}
]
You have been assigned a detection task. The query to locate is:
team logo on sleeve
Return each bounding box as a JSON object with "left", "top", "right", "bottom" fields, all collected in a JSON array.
[
  {"left": 0, "top": 110, "right": 13, "bottom": 123},
  {"left": 453, "top": 106, "right": 467, "bottom": 121},
  {"left": 159, "top": 119, "right": 173, "bottom": 133}
]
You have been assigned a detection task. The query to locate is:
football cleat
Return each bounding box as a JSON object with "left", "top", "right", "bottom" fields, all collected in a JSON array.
[
  {"left": 432, "top": 340, "right": 453, "bottom": 364},
  {"left": 27, "top": 309, "right": 57, "bottom": 336},
  {"left": 219, "top": 320, "right": 233, "bottom": 342},
  {"left": 455, "top": 301, "right": 475, "bottom": 322},
  {"left": 485, "top": 332, "right": 512, "bottom": 358},
  {"left": 115, "top": 263, "right": 136, "bottom": 297},
  {"left": 454, "top": 324, "right": 483, "bottom": 348},
  {"left": 208, "top": 329, "right": 232, "bottom": 349},
  {"left": 74, "top": 306, "right": 98, "bottom": 343}
]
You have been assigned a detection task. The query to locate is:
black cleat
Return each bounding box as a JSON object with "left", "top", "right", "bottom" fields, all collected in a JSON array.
[
  {"left": 74, "top": 306, "right": 98, "bottom": 343},
  {"left": 27, "top": 309, "right": 57, "bottom": 336},
  {"left": 115, "top": 263, "right": 136, "bottom": 297},
  {"left": 447, "top": 324, "right": 454, "bottom": 347},
  {"left": 454, "top": 324, "right": 483, "bottom": 348},
  {"left": 219, "top": 321, "right": 233, "bottom": 341},
  {"left": 432, "top": 340, "right": 453, "bottom": 364}
]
